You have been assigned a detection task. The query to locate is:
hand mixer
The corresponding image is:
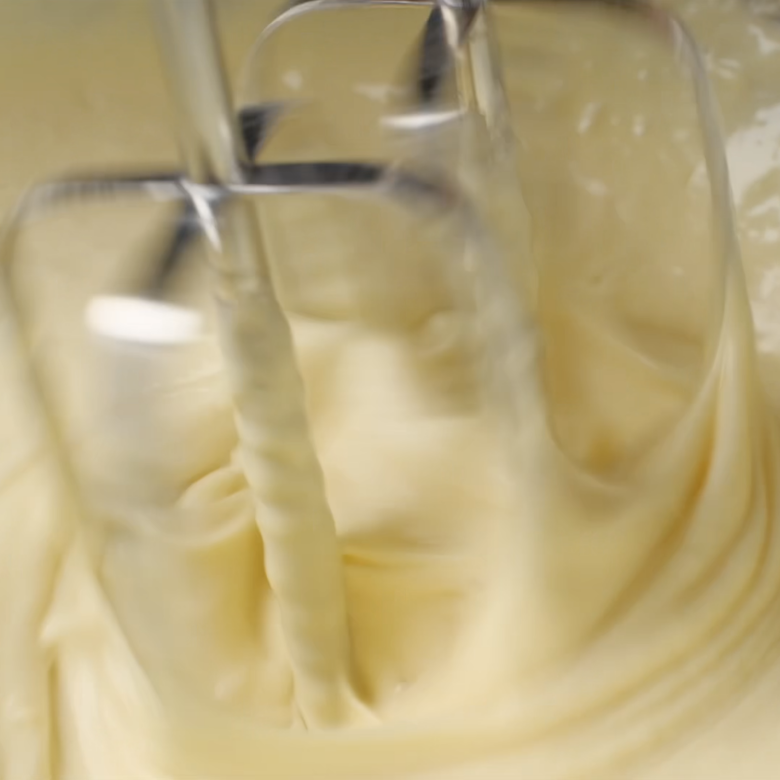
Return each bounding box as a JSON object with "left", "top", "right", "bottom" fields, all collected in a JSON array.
[{"left": 0, "top": 0, "right": 741, "bottom": 731}]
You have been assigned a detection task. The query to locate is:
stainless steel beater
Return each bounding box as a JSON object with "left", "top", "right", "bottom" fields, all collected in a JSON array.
[{"left": 0, "top": 0, "right": 740, "bottom": 728}]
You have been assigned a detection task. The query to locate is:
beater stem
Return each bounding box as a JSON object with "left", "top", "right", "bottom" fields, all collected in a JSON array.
[
  {"left": 438, "top": 0, "right": 513, "bottom": 157},
  {"left": 151, "top": 0, "right": 354, "bottom": 726}
]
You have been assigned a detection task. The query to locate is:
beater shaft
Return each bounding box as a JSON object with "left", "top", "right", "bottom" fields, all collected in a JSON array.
[{"left": 151, "top": 0, "right": 355, "bottom": 727}]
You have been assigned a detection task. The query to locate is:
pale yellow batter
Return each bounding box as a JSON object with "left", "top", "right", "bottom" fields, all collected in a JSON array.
[{"left": 3, "top": 0, "right": 780, "bottom": 778}]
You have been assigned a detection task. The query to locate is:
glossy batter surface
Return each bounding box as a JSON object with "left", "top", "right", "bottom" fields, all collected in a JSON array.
[{"left": 3, "top": 1, "right": 780, "bottom": 778}]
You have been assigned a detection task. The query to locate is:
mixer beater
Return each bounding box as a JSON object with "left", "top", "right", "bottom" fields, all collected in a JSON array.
[{"left": 0, "top": 0, "right": 742, "bottom": 730}]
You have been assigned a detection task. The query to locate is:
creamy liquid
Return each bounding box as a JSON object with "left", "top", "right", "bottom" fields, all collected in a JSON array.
[{"left": 3, "top": 1, "right": 780, "bottom": 778}]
